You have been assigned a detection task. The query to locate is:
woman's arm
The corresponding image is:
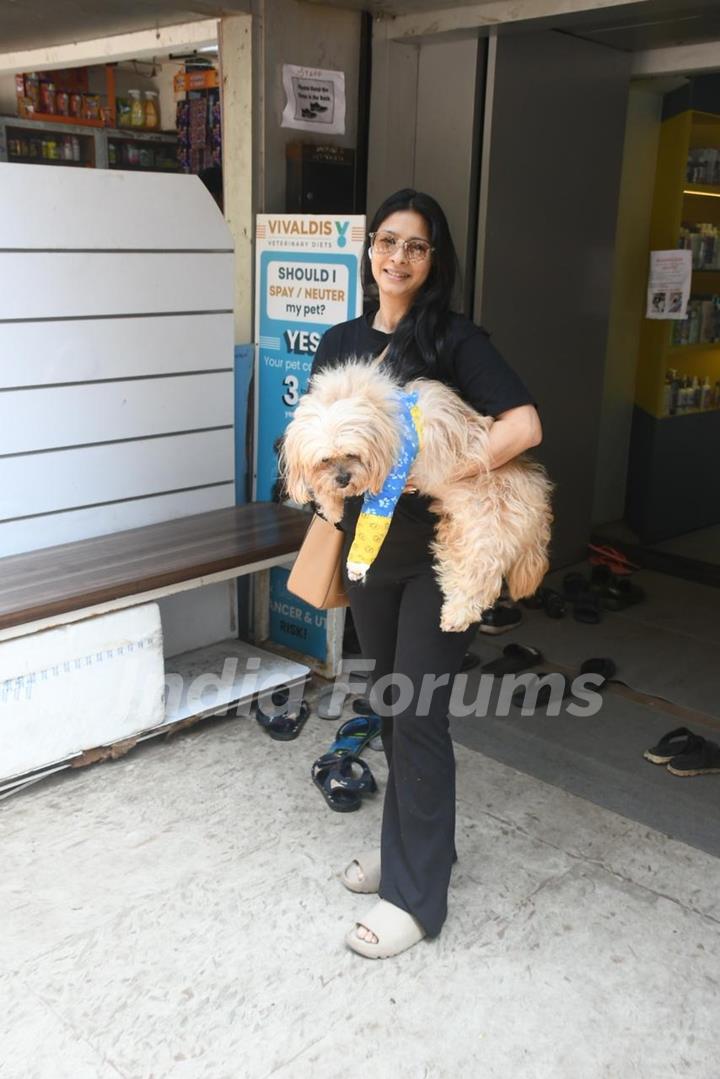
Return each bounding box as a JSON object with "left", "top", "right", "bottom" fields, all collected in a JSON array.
[{"left": 486, "top": 404, "right": 542, "bottom": 470}]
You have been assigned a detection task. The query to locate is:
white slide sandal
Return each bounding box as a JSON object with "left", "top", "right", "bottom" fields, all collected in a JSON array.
[
  {"left": 340, "top": 848, "right": 382, "bottom": 893},
  {"left": 345, "top": 899, "right": 426, "bottom": 959}
]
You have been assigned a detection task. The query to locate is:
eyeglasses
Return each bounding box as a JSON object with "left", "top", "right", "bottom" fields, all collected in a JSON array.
[{"left": 369, "top": 231, "right": 434, "bottom": 263}]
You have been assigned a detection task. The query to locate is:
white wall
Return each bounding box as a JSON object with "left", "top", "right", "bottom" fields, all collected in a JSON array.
[
  {"left": 368, "top": 27, "right": 481, "bottom": 304},
  {"left": 414, "top": 37, "right": 480, "bottom": 305},
  {"left": 0, "top": 164, "right": 237, "bottom": 651},
  {"left": 592, "top": 83, "right": 663, "bottom": 526}
]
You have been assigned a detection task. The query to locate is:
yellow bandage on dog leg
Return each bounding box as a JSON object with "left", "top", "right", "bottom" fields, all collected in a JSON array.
[{"left": 347, "top": 515, "right": 393, "bottom": 580}]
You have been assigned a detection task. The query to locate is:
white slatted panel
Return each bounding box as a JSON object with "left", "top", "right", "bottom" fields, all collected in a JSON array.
[
  {"left": 0, "top": 252, "right": 232, "bottom": 320},
  {"left": 0, "top": 164, "right": 237, "bottom": 648},
  {"left": 0, "top": 429, "right": 234, "bottom": 522},
  {"left": 0, "top": 164, "right": 231, "bottom": 250},
  {"left": 0, "top": 484, "right": 234, "bottom": 558},
  {"left": 0, "top": 313, "right": 233, "bottom": 388},
  {"left": 1, "top": 373, "right": 233, "bottom": 455}
]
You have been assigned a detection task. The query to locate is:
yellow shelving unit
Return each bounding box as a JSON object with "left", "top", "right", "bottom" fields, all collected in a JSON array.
[{"left": 635, "top": 110, "right": 720, "bottom": 416}]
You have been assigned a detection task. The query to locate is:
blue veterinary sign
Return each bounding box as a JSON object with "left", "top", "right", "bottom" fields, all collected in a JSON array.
[{"left": 254, "top": 214, "right": 365, "bottom": 661}]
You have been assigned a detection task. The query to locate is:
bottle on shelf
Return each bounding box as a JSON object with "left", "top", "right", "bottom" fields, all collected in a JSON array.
[
  {"left": 129, "top": 90, "right": 144, "bottom": 127},
  {"left": 700, "top": 376, "right": 713, "bottom": 410},
  {"left": 144, "top": 91, "right": 160, "bottom": 130}
]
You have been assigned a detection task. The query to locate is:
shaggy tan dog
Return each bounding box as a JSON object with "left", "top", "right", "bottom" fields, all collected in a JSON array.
[{"left": 281, "top": 361, "right": 553, "bottom": 632}]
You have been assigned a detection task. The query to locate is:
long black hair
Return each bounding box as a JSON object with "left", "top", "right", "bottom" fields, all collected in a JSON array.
[{"left": 362, "top": 188, "right": 458, "bottom": 381}]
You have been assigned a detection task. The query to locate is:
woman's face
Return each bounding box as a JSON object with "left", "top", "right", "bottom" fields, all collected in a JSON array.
[{"left": 369, "top": 209, "right": 433, "bottom": 304}]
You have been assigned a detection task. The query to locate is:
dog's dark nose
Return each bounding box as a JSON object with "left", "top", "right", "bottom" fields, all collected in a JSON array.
[{"left": 336, "top": 471, "right": 351, "bottom": 488}]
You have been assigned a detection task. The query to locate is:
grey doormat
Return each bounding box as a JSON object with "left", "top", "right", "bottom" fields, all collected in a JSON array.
[
  {"left": 451, "top": 687, "right": 720, "bottom": 859},
  {"left": 451, "top": 566, "right": 720, "bottom": 858},
  {"left": 479, "top": 565, "right": 720, "bottom": 717}
]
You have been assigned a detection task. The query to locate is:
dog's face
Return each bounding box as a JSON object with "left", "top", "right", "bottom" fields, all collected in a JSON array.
[{"left": 280, "top": 363, "right": 402, "bottom": 505}]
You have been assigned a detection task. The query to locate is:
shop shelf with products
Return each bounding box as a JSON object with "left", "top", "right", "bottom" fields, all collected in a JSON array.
[
  {"left": 635, "top": 110, "right": 720, "bottom": 419},
  {"left": 0, "top": 117, "right": 178, "bottom": 173},
  {"left": 107, "top": 129, "right": 179, "bottom": 173},
  {"left": 628, "top": 107, "right": 720, "bottom": 542},
  {"left": 0, "top": 117, "right": 96, "bottom": 167},
  {"left": 174, "top": 58, "right": 222, "bottom": 175}
]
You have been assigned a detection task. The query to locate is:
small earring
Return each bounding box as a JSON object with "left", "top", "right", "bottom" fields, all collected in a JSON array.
[{"left": 368, "top": 247, "right": 374, "bottom": 258}]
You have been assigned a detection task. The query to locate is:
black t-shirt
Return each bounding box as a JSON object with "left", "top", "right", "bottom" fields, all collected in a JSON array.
[{"left": 309, "top": 309, "right": 536, "bottom": 575}]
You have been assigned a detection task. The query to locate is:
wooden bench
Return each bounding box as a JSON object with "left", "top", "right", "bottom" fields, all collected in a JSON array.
[{"left": 0, "top": 503, "right": 311, "bottom": 792}]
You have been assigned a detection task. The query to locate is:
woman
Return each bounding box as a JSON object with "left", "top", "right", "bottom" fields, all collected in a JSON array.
[{"left": 310, "top": 189, "right": 542, "bottom": 959}]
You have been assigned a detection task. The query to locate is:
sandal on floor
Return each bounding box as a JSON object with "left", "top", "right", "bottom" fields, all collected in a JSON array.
[
  {"left": 666, "top": 735, "right": 720, "bottom": 776},
  {"left": 316, "top": 673, "right": 371, "bottom": 720},
  {"left": 483, "top": 643, "right": 543, "bottom": 677},
  {"left": 511, "top": 672, "right": 573, "bottom": 711},
  {"left": 588, "top": 543, "right": 640, "bottom": 574},
  {"left": 315, "top": 681, "right": 352, "bottom": 721},
  {"left": 573, "top": 591, "right": 602, "bottom": 624},
  {"left": 328, "top": 715, "right": 382, "bottom": 757},
  {"left": 643, "top": 726, "right": 697, "bottom": 765},
  {"left": 340, "top": 847, "right": 381, "bottom": 893},
  {"left": 579, "top": 657, "right": 617, "bottom": 686},
  {"left": 562, "top": 572, "right": 589, "bottom": 600},
  {"left": 311, "top": 753, "right": 377, "bottom": 813},
  {"left": 255, "top": 699, "right": 309, "bottom": 741},
  {"left": 312, "top": 756, "right": 361, "bottom": 812},
  {"left": 543, "top": 589, "right": 567, "bottom": 619},
  {"left": 345, "top": 899, "right": 426, "bottom": 959},
  {"left": 477, "top": 602, "right": 522, "bottom": 635},
  {"left": 590, "top": 565, "right": 645, "bottom": 610}
]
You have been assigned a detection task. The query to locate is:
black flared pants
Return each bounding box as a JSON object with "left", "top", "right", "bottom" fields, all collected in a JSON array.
[{"left": 346, "top": 564, "right": 478, "bottom": 938}]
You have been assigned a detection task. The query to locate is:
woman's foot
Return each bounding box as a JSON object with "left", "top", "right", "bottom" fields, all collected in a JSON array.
[
  {"left": 340, "top": 847, "right": 381, "bottom": 893},
  {"left": 346, "top": 899, "right": 426, "bottom": 958}
]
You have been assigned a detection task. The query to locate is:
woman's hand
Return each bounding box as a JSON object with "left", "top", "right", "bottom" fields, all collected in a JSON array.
[{"left": 486, "top": 405, "right": 542, "bottom": 470}]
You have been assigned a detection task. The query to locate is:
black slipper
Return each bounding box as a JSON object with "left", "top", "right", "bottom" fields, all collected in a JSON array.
[
  {"left": 520, "top": 589, "right": 547, "bottom": 610},
  {"left": 255, "top": 699, "right": 310, "bottom": 741},
  {"left": 590, "top": 565, "right": 645, "bottom": 610},
  {"left": 478, "top": 603, "right": 523, "bottom": 635},
  {"left": 483, "top": 643, "right": 543, "bottom": 677},
  {"left": 666, "top": 735, "right": 720, "bottom": 776},
  {"left": 543, "top": 589, "right": 567, "bottom": 619},
  {"left": 643, "top": 726, "right": 697, "bottom": 765},
  {"left": 579, "top": 657, "right": 617, "bottom": 684},
  {"left": 352, "top": 696, "right": 375, "bottom": 716},
  {"left": 511, "top": 672, "right": 572, "bottom": 711},
  {"left": 562, "top": 572, "right": 588, "bottom": 600},
  {"left": 573, "top": 590, "right": 602, "bottom": 624},
  {"left": 460, "top": 651, "right": 482, "bottom": 672}
]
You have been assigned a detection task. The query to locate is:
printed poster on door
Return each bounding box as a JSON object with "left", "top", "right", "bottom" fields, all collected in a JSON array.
[
  {"left": 281, "top": 64, "right": 346, "bottom": 135},
  {"left": 646, "top": 249, "right": 692, "bottom": 319},
  {"left": 254, "top": 214, "right": 365, "bottom": 659}
]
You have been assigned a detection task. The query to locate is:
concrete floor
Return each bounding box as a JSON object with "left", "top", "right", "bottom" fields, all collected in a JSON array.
[{"left": 3, "top": 677, "right": 720, "bottom": 1079}]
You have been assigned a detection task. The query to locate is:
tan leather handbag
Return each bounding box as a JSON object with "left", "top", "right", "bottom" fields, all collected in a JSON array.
[{"left": 287, "top": 513, "right": 349, "bottom": 609}]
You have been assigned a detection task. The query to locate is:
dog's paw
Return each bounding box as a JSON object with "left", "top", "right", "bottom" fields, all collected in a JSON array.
[
  {"left": 346, "top": 562, "right": 369, "bottom": 582},
  {"left": 439, "top": 601, "right": 473, "bottom": 634}
]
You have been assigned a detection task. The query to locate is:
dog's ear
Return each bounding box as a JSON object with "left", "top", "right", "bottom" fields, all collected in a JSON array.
[{"left": 278, "top": 431, "right": 312, "bottom": 504}]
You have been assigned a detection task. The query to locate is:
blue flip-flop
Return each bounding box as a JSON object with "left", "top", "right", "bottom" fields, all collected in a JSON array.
[{"left": 328, "top": 714, "right": 382, "bottom": 756}]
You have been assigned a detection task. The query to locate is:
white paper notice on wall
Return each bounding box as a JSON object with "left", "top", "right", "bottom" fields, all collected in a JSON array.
[
  {"left": 646, "top": 249, "right": 692, "bottom": 319},
  {"left": 281, "top": 65, "right": 346, "bottom": 135}
]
